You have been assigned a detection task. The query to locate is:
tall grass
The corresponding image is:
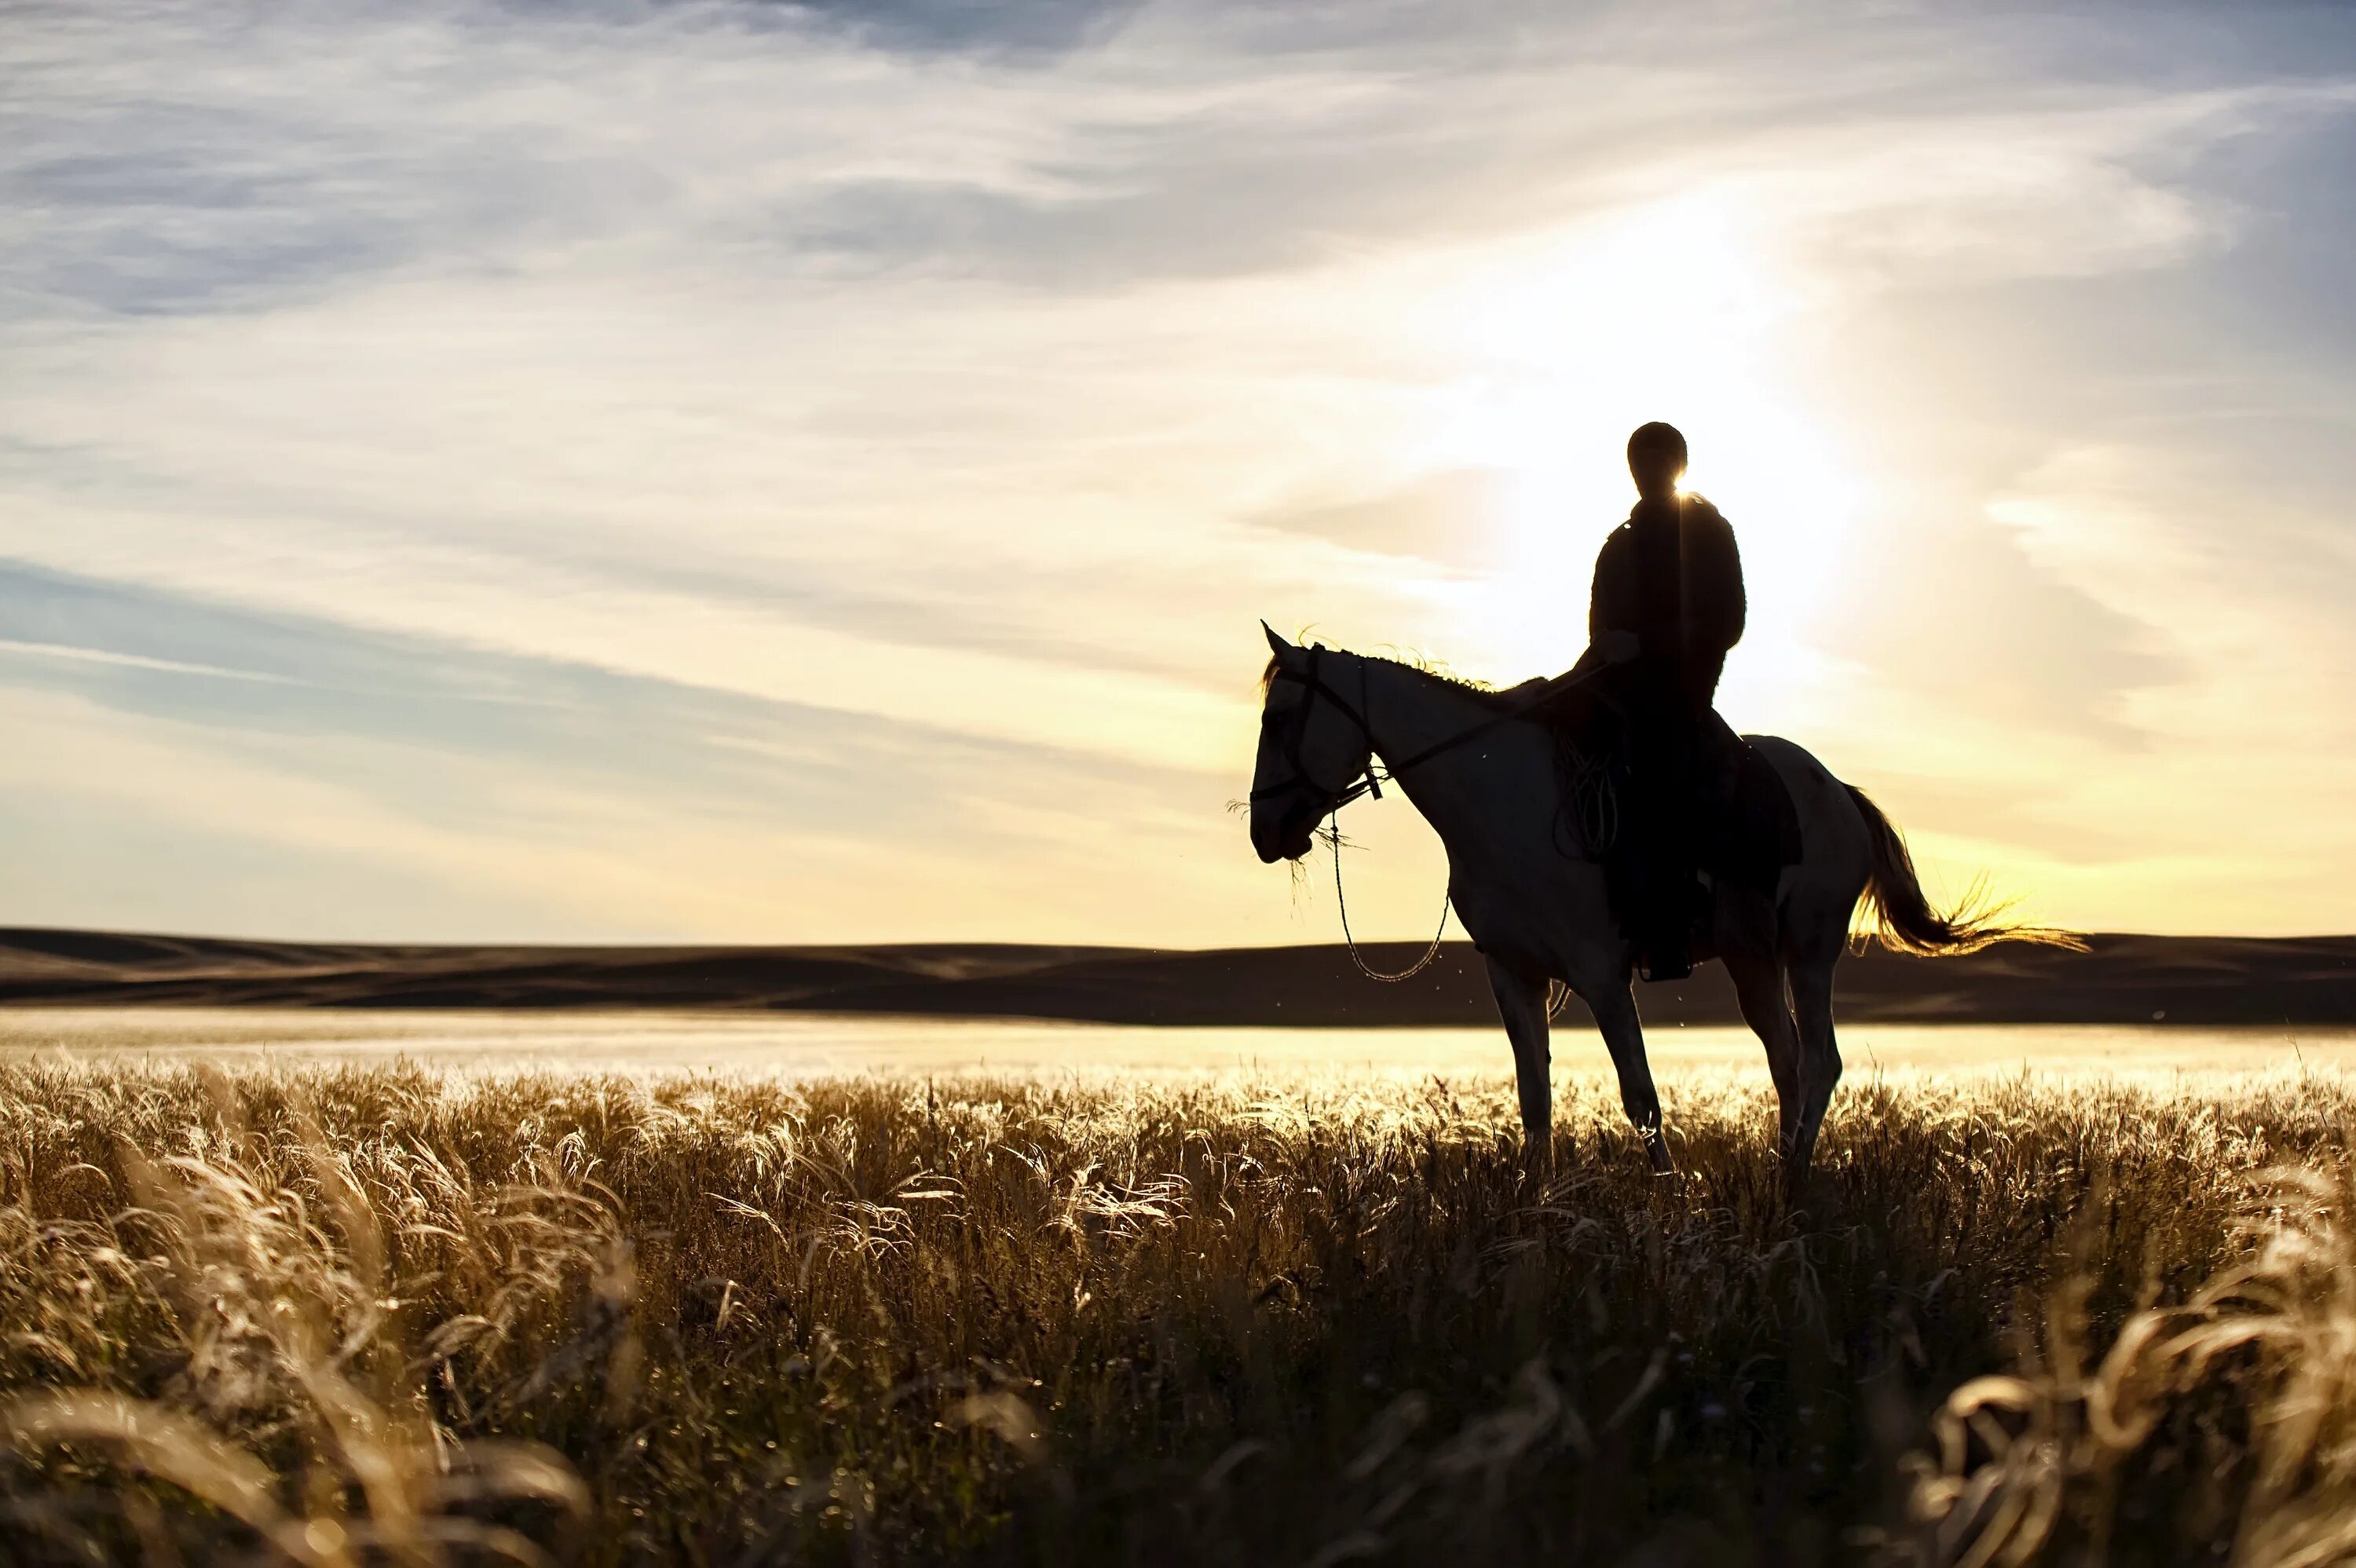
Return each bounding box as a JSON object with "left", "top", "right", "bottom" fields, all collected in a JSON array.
[{"left": 1, "top": 1059, "right": 2351, "bottom": 1564}]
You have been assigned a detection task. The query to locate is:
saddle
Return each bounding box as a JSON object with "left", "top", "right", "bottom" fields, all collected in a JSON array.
[{"left": 1547, "top": 702, "right": 1802, "bottom": 895}]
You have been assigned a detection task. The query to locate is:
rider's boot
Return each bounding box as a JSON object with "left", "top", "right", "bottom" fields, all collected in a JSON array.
[
  {"left": 1636, "top": 875, "right": 1707, "bottom": 984},
  {"left": 1638, "top": 931, "right": 1694, "bottom": 985}
]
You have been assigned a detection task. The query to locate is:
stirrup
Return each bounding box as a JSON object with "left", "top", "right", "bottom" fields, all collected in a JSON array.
[{"left": 1637, "top": 948, "right": 1694, "bottom": 985}]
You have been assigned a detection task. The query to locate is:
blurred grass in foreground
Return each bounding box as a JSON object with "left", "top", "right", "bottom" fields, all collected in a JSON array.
[{"left": 2, "top": 1061, "right": 2354, "bottom": 1565}]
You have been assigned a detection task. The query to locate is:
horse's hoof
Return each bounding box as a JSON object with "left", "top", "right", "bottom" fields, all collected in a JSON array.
[{"left": 1644, "top": 1135, "right": 1674, "bottom": 1176}]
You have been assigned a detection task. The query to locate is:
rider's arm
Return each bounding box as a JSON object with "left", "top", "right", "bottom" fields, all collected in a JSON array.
[
  {"left": 1588, "top": 527, "right": 1639, "bottom": 659},
  {"left": 1696, "top": 511, "right": 1746, "bottom": 652}
]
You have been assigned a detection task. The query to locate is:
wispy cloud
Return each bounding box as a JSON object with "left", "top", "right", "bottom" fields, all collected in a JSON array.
[{"left": 2, "top": 0, "right": 2353, "bottom": 938}]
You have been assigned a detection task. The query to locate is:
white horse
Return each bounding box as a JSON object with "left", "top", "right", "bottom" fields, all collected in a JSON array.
[{"left": 1247, "top": 627, "right": 2066, "bottom": 1183}]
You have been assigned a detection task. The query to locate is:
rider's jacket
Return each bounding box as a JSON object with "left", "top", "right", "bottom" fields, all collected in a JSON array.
[{"left": 1587, "top": 493, "right": 1745, "bottom": 711}]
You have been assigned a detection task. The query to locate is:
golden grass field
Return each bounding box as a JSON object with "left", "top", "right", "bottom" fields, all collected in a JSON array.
[{"left": 5, "top": 1046, "right": 2356, "bottom": 1566}]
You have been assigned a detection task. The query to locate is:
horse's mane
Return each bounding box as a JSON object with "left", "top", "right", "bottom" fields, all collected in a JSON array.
[{"left": 1260, "top": 648, "right": 1527, "bottom": 711}]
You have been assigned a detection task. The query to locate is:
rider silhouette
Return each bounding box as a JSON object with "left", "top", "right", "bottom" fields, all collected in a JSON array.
[{"left": 1580, "top": 422, "right": 1745, "bottom": 981}]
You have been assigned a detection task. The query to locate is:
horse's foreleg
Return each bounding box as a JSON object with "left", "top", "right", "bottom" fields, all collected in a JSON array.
[
  {"left": 1482, "top": 954, "right": 1553, "bottom": 1168},
  {"left": 1587, "top": 985, "right": 1672, "bottom": 1175},
  {"left": 1725, "top": 953, "right": 1803, "bottom": 1166},
  {"left": 1789, "top": 959, "right": 1844, "bottom": 1173}
]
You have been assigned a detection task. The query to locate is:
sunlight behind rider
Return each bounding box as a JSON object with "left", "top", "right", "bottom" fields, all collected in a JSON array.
[{"left": 1412, "top": 197, "right": 1860, "bottom": 708}]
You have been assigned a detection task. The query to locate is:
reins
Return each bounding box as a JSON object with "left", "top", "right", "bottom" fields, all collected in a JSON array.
[
  {"left": 1330, "top": 818, "right": 1451, "bottom": 981},
  {"left": 1253, "top": 645, "right": 1607, "bottom": 984}
]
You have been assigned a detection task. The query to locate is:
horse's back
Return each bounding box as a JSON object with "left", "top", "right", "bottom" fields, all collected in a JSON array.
[
  {"left": 1740, "top": 733, "right": 1836, "bottom": 804},
  {"left": 1740, "top": 733, "right": 1873, "bottom": 911}
]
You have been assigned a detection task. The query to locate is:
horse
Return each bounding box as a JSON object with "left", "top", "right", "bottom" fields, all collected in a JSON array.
[{"left": 1246, "top": 625, "right": 2071, "bottom": 1184}]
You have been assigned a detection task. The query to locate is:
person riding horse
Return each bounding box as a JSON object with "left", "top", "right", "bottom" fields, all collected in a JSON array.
[{"left": 1557, "top": 421, "right": 1746, "bottom": 982}]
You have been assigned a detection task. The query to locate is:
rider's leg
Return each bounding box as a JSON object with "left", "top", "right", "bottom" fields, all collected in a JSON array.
[
  {"left": 1625, "top": 699, "right": 1700, "bottom": 982},
  {"left": 1587, "top": 983, "right": 1672, "bottom": 1174},
  {"left": 1483, "top": 953, "right": 1554, "bottom": 1166}
]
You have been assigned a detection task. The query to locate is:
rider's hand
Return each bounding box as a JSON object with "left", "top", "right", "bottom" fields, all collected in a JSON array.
[{"left": 1599, "top": 630, "right": 1640, "bottom": 665}]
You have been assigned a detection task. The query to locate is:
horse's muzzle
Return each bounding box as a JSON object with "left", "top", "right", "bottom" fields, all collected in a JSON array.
[{"left": 1252, "top": 800, "right": 1319, "bottom": 864}]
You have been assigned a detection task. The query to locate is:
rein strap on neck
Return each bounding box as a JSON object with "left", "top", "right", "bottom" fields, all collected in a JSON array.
[{"left": 1256, "top": 649, "right": 1601, "bottom": 811}]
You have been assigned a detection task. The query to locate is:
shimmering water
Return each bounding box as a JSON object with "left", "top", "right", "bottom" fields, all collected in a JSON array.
[{"left": 2, "top": 1008, "right": 2351, "bottom": 1087}]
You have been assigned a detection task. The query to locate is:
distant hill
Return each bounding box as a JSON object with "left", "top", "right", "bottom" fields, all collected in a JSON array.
[{"left": 2, "top": 927, "right": 2351, "bottom": 1027}]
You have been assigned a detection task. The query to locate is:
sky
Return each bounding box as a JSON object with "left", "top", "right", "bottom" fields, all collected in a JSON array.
[{"left": 3, "top": 0, "right": 2354, "bottom": 945}]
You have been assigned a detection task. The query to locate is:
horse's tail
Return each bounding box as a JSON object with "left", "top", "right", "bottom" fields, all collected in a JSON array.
[{"left": 1843, "top": 784, "right": 2087, "bottom": 956}]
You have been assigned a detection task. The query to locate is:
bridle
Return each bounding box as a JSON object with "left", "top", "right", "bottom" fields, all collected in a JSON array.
[
  {"left": 1249, "top": 644, "right": 1388, "bottom": 815},
  {"left": 1249, "top": 643, "right": 1601, "bottom": 982}
]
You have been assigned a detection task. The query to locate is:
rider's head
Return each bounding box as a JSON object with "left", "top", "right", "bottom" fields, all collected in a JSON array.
[{"left": 1626, "top": 422, "right": 1688, "bottom": 504}]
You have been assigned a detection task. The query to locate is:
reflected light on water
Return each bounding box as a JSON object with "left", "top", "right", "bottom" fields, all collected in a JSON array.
[{"left": 7, "top": 1009, "right": 2353, "bottom": 1089}]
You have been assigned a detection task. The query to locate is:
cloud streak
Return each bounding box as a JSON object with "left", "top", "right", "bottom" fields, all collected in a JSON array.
[{"left": 2, "top": 0, "right": 2354, "bottom": 938}]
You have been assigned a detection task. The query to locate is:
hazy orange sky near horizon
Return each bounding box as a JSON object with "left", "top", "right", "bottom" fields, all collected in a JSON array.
[{"left": 3, "top": 1, "right": 2354, "bottom": 945}]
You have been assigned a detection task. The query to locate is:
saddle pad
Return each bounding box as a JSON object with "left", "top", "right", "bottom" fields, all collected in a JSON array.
[{"left": 1707, "top": 739, "right": 1804, "bottom": 894}]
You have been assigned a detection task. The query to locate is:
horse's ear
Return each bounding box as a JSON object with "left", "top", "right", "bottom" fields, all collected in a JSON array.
[{"left": 1261, "top": 620, "right": 1291, "bottom": 658}]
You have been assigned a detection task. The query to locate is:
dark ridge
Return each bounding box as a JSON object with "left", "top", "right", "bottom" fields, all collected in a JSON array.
[{"left": 2, "top": 928, "right": 2351, "bottom": 1027}]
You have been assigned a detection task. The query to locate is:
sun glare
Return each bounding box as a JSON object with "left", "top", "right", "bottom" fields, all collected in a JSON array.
[{"left": 1409, "top": 193, "right": 1860, "bottom": 715}]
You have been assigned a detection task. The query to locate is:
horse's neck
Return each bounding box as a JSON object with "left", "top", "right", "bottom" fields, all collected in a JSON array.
[
  {"left": 1355, "top": 657, "right": 1535, "bottom": 842},
  {"left": 1353, "top": 656, "right": 1478, "bottom": 756}
]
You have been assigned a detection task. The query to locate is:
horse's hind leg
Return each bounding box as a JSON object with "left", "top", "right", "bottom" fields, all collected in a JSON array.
[
  {"left": 1588, "top": 985, "right": 1672, "bottom": 1174},
  {"left": 1725, "top": 952, "right": 1804, "bottom": 1167},
  {"left": 1789, "top": 957, "right": 1844, "bottom": 1173}
]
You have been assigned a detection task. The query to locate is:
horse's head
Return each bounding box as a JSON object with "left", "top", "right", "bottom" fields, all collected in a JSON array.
[{"left": 1249, "top": 623, "right": 1374, "bottom": 864}]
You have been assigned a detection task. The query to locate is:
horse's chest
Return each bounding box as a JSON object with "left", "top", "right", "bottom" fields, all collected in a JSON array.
[
  {"left": 1447, "top": 860, "right": 1613, "bottom": 978},
  {"left": 1447, "top": 877, "right": 1542, "bottom": 956}
]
